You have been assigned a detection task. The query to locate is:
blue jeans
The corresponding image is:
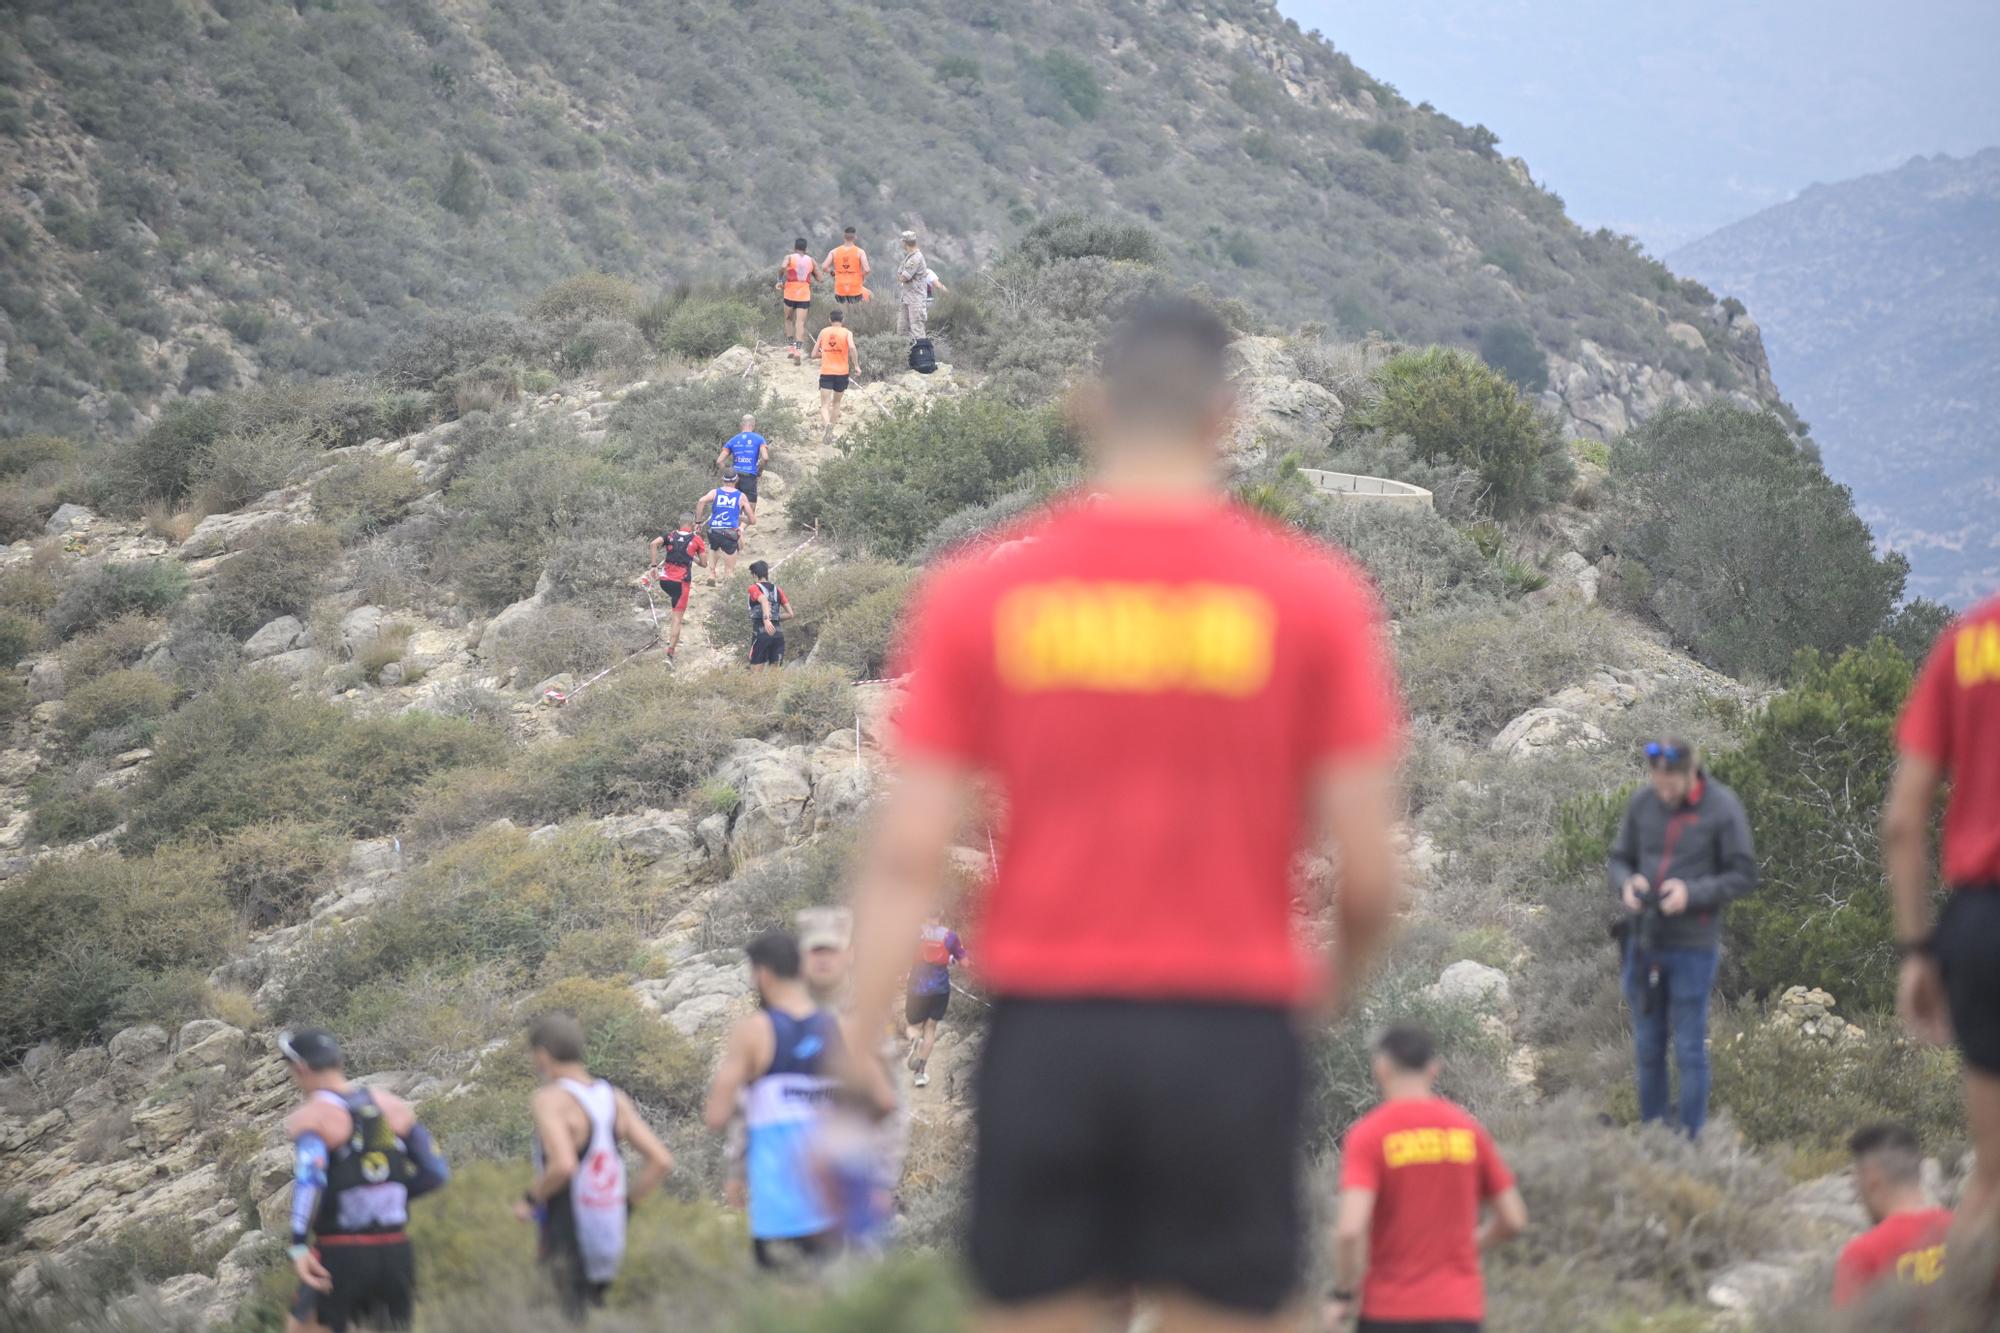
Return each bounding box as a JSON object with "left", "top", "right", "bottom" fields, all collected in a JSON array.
[{"left": 1622, "top": 943, "right": 1719, "bottom": 1138}]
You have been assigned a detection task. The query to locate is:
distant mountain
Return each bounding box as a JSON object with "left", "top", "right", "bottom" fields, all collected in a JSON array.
[
  {"left": 1671, "top": 149, "right": 2000, "bottom": 606},
  {"left": 0, "top": 0, "right": 1772, "bottom": 441}
]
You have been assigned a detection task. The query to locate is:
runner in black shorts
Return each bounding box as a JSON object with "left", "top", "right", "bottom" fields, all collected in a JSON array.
[
  {"left": 905, "top": 988, "right": 948, "bottom": 1028},
  {"left": 648, "top": 516, "right": 708, "bottom": 659},
  {"left": 695, "top": 473, "right": 753, "bottom": 582},
  {"left": 746, "top": 560, "right": 791, "bottom": 668},
  {"left": 849, "top": 300, "right": 1405, "bottom": 1331}
]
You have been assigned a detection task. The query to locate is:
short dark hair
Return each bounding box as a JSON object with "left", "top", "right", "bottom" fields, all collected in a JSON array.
[
  {"left": 746, "top": 928, "right": 802, "bottom": 979},
  {"left": 529, "top": 1013, "right": 587, "bottom": 1064},
  {"left": 829, "top": 308, "right": 844, "bottom": 323},
  {"left": 1098, "top": 296, "right": 1234, "bottom": 427},
  {"left": 1375, "top": 1024, "right": 1437, "bottom": 1073},
  {"left": 748, "top": 560, "right": 770, "bottom": 578},
  {"left": 721, "top": 470, "right": 739, "bottom": 484},
  {"left": 843, "top": 225, "right": 856, "bottom": 235},
  {"left": 793, "top": 236, "right": 808, "bottom": 250},
  {"left": 1850, "top": 1122, "right": 1923, "bottom": 1182}
]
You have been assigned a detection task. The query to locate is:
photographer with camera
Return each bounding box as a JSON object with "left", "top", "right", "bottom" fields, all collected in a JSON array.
[{"left": 1609, "top": 738, "right": 1758, "bottom": 1139}]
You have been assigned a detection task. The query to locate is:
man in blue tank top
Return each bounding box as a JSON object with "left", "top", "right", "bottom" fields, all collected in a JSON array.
[
  {"left": 696, "top": 471, "right": 755, "bottom": 583},
  {"left": 717, "top": 414, "right": 768, "bottom": 506},
  {"left": 704, "top": 929, "right": 893, "bottom": 1271}
]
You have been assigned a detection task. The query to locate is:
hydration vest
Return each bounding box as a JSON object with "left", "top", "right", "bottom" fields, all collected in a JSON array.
[
  {"left": 661, "top": 529, "right": 700, "bottom": 573},
  {"left": 830, "top": 244, "right": 866, "bottom": 296},
  {"left": 533, "top": 1078, "right": 628, "bottom": 1284},
  {"left": 748, "top": 579, "right": 785, "bottom": 632},
  {"left": 917, "top": 925, "right": 955, "bottom": 968},
  {"left": 313, "top": 1088, "right": 419, "bottom": 1239},
  {"left": 708, "top": 487, "right": 744, "bottom": 531},
  {"left": 744, "top": 1009, "right": 842, "bottom": 1240},
  {"left": 782, "top": 254, "right": 815, "bottom": 302}
]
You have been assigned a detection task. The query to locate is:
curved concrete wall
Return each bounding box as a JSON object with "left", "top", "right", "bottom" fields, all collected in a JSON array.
[{"left": 1298, "top": 468, "right": 1434, "bottom": 510}]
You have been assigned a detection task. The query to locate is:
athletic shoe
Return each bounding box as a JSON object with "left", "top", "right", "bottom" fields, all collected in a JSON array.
[{"left": 913, "top": 1069, "right": 930, "bottom": 1089}]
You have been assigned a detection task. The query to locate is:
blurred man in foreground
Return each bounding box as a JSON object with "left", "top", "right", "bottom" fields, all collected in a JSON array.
[
  {"left": 850, "top": 296, "right": 1404, "bottom": 1333},
  {"left": 1885, "top": 591, "right": 2000, "bottom": 1258},
  {"left": 1328, "top": 1025, "right": 1526, "bottom": 1332}
]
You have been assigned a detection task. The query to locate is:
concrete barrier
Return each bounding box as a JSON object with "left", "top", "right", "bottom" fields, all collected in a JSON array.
[{"left": 1298, "top": 468, "right": 1434, "bottom": 510}]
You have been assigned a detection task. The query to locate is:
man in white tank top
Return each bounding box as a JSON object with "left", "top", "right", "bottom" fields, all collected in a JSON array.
[{"left": 516, "top": 1014, "right": 675, "bottom": 1322}]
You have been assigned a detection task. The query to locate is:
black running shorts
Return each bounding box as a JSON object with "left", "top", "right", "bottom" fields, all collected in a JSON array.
[
  {"left": 749, "top": 629, "right": 785, "bottom": 666},
  {"left": 834, "top": 293, "right": 863, "bottom": 305},
  {"left": 753, "top": 1228, "right": 842, "bottom": 1272},
  {"left": 542, "top": 1209, "right": 612, "bottom": 1324},
  {"left": 291, "top": 1240, "right": 415, "bottom": 1332},
  {"left": 906, "top": 989, "right": 949, "bottom": 1027},
  {"left": 784, "top": 297, "right": 811, "bottom": 310},
  {"left": 707, "top": 528, "right": 740, "bottom": 555},
  {"left": 657, "top": 576, "right": 691, "bottom": 613},
  {"left": 819, "top": 373, "right": 850, "bottom": 393},
  {"left": 1935, "top": 886, "right": 2000, "bottom": 1073},
  {"left": 971, "top": 998, "right": 1305, "bottom": 1314},
  {"left": 734, "top": 471, "right": 759, "bottom": 504}
]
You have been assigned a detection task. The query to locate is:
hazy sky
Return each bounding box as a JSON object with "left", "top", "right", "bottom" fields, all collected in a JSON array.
[{"left": 1275, "top": 0, "right": 2000, "bottom": 253}]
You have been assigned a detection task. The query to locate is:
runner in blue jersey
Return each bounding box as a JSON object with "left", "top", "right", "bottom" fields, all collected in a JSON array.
[
  {"left": 695, "top": 471, "right": 755, "bottom": 582},
  {"left": 717, "top": 414, "right": 769, "bottom": 505},
  {"left": 904, "top": 912, "right": 966, "bottom": 1089},
  {"left": 704, "top": 930, "right": 894, "bottom": 1272}
]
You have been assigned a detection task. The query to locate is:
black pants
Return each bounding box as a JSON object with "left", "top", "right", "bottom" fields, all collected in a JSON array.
[
  {"left": 290, "top": 1241, "right": 415, "bottom": 1332},
  {"left": 750, "top": 629, "right": 785, "bottom": 665},
  {"left": 1936, "top": 886, "right": 2000, "bottom": 1073},
  {"left": 971, "top": 998, "right": 1304, "bottom": 1314}
]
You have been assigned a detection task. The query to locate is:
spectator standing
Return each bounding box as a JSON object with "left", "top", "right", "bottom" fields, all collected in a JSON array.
[
  {"left": 1607, "top": 738, "right": 1757, "bottom": 1138},
  {"left": 894, "top": 230, "right": 928, "bottom": 342}
]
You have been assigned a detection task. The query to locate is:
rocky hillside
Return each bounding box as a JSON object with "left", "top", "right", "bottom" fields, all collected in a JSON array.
[
  {"left": 1, "top": 0, "right": 1778, "bottom": 441},
  {"left": 1670, "top": 148, "right": 2000, "bottom": 606}
]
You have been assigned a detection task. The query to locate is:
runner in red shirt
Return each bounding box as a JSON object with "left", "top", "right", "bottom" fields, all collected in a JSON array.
[
  {"left": 1832, "top": 1123, "right": 1950, "bottom": 1307},
  {"left": 1330, "top": 1025, "right": 1526, "bottom": 1333},
  {"left": 1884, "top": 592, "right": 2000, "bottom": 1247},
  {"left": 850, "top": 297, "right": 1404, "bottom": 1333}
]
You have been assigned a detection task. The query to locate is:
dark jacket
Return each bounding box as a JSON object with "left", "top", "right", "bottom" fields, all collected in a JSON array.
[{"left": 1606, "top": 771, "right": 1757, "bottom": 951}]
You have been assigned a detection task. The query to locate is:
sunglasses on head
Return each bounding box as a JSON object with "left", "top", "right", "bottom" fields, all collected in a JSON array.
[{"left": 1643, "top": 741, "right": 1685, "bottom": 766}]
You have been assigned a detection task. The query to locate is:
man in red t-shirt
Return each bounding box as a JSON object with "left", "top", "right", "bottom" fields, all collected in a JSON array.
[
  {"left": 1330, "top": 1025, "right": 1526, "bottom": 1332},
  {"left": 1832, "top": 1122, "right": 1950, "bottom": 1307},
  {"left": 1884, "top": 592, "right": 2000, "bottom": 1243},
  {"left": 850, "top": 298, "right": 1404, "bottom": 1332}
]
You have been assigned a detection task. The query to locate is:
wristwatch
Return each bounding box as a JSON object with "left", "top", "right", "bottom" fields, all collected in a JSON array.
[{"left": 287, "top": 1243, "right": 310, "bottom": 1262}]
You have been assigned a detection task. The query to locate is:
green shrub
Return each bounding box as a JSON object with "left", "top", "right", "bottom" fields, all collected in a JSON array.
[
  {"left": 0, "top": 433, "right": 80, "bottom": 478},
  {"left": 528, "top": 976, "right": 706, "bottom": 1110},
  {"left": 272, "top": 827, "right": 662, "bottom": 1020},
  {"left": 812, "top": 576, "right": 917, "bottom": 680},
  {"left": 1708, "top": 999, "right": 1961, "bottom": 1157},
  {"left": 702, "top": 557, "right": 912, "bottom": 667},
  {"left": 1547, "top": 784, "right": 1636, "bottom": 881},
  {"left": 1012, "top": 211, "right": 1159, "bottom": 268},
  {"left": 1355, "top": 346, "right": 1572, "bottom": 516},
  {"left": 58, "top": 611, "right": 161, "bottom": 684},
  {"left": 1301, "top": 498, "right": 1504, "bottom": 618},
  {"left": 527, "top": 273, "right": 639, "bottom": 329},
  {"left": 1397, "top": 602, "right": 1624, "bottom": 738},
  {"left": 380, "top": 314, "right": 549, "bottom": 394},
  {"left": 0, "top": 605, "right": 41, "bottom": 664},
  {"left": 1610, "top": 404, "right": 1905, "bottom": 678},
  {"left": 1362, "top": 123, "right": 1410, "bottom": 161},
  {"left": 792, "top": 396, "right": 1078, "bottom": 557},
  {"left": 122, "top": 672, "right": 503, "bottom": 851},
  {"left": 199, "top": 522, "right": 340, "bottom": 636},
  {"left": 311, "top": 455, "right": 426, "bottom": 539},
  {"left": 651, "top": 297, "right": 757, "bottom": 361},
  {"left": 47, "top": 560, "right": 190, "bottom": 640},
  {"left": 114, "top": 395, "right": 234, "bottom": 505},
  {"left": 1030, "top": 51, "right": 1102, "bottom": 120},
  {"left": 58, "top": 666, "right": 172, "bottom": 742},
  {"left": 182, "top": 340, "right": 235, "bottom": 391},
  {"left": 192, "top": 424, "right": 316, "bottom": 512},
  {"left": 1478, "top": 321, "right": 1549, "bottom": 393},
  {"left": 0, "top": 1188, "right": 28, "bottom": 1245},
  {"left": 27, "top": 785, "right": 124, "bottom": 846},
  {"left": 213, "top": 819, "right": 344, "bottom": 928},
  {"left": 0, "top": 846, "right": 235, "bottom": 1051},
  {"left": 608, "top": 376, "right": 799, "bottom": 474},
  {"left": 1711, "top": 640, "right": 1911, "bottom": 1005}
]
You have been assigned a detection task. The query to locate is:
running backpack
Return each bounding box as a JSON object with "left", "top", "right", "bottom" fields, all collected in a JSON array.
[
  {"left": 662, "top": 530, "right": 698, "bottom": 571},
  {"left": 908, "top": 337, "right": 936, "bottom": 375}
]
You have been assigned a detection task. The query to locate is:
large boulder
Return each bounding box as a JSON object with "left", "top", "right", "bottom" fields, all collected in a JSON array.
[
  {"left": 593, "top": 809, "right": 707, "bottom": 881},
  {"left": 1490, "top": 706, "right": 1609, "bottom": 759},
  {"left": 808, "top": 732, "right": 875, "bottom": 834},
  {"left": 713, "top": 739, "right": 815, "bottom": 858},
  {"left": 26, "top": 657, "right": 62, "bottom": 702},
  {"left": 475, "top": 593, "right": 546, "bottom": 667},
  {"left": 632, "top": 951, "right": 753, "bottom": 1036},
  {"left": 207, "top": 1230, "right": 284, "bottom": 1324},
  {"left": 338, "top": 605, "right": 387, "bottom": 657},
  {"left": 178, "top": 509, "right": 297, "bottom": 560},
  {"left": 108, "top": 1023, "right": 170, "bottom": 1067},
  {"left": 241, "top": 615, "right": 308, "bottom": 660},
  {"left": 45, "top": 503, "right": 95, "bottom": 535},
  {"left": 1428, "top": 960, "right": 1512, "bottom": 1014}
]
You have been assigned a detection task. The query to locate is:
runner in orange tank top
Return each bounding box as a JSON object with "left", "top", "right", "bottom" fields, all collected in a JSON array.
[
  {"left": 824, "top": 225, "right": 871, "bottom": 306},
  {"left": 776, "top": 238, "right": 820, "bottom": 360},
  {"left": 811, "top": 309, "right": 859, "bottom": 444}
]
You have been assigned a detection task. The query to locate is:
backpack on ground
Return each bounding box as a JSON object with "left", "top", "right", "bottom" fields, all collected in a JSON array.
[{"left": 908, "top": 337, "right": 937, "bottom": 375}]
